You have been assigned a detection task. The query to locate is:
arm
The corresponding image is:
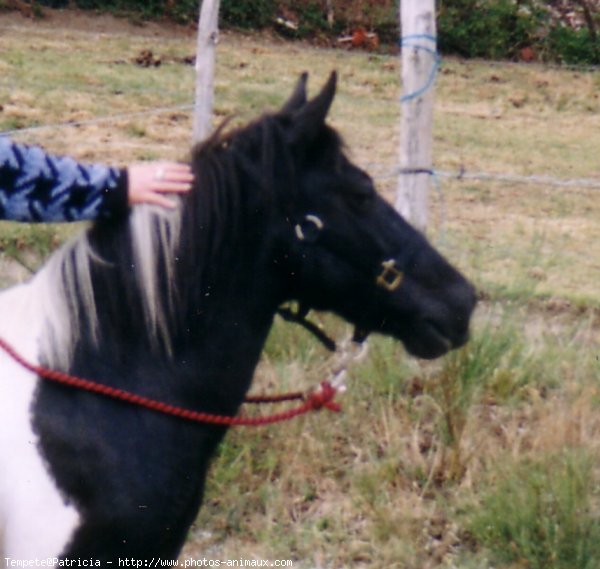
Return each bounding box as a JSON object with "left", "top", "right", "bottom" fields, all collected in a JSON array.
[
  {"left": 0, "top": 138, "right": 192, "bottom": 223},
  {"left": 0, "top": 137, "right": 128, "bottom": 222}
]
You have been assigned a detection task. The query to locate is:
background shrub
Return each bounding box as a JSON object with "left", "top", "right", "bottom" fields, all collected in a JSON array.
[
  {"left": 220, "top": 0, "right": 276, "bottom": 30},
  {"left": 25, "top": 0, "right": 600, "bottom": 64},
  {"left": 547, "top": 25, "right": 600, "bottom": 64},
  {"left": 438, "top": 0, "right": 544, "bottom": 59}
]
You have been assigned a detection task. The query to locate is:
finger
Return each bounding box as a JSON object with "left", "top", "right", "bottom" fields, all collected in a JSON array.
[
  {"left": 152, "top": 163, "right": 193, "bottom": 182},
  {"left": 164, "top": 171, "right": 195, "bottom": 183},
  {"left": 168, "top": 162, "right": 193, "bottom": 172},
  {"left": 152, "top": 181, "right": 193, "bottom": 193},
  {"left": 161, "top": 162, "right": 193, "bottom": 174},
  {"left": 144, "top": 192, "right": 179, "bottom": 209}
]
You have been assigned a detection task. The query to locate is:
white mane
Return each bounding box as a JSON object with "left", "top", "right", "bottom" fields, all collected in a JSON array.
[{"left": 37, "top": 203, "right": 183, "bottom": 369}]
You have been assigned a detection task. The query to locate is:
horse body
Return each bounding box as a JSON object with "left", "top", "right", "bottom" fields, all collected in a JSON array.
[{"left": 0, "top": 73, "right": 476, "bottom": 559}]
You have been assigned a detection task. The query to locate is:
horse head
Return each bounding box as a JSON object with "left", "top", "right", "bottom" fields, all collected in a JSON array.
[{"left": 267, "top": 72, "right": 477, "bottom": 359}]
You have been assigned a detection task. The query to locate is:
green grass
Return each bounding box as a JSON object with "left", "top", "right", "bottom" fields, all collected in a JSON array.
[
  {"left": 468, "top": 451, "right": 600, "bottom": 569},
  {"left": 1, "top": 10, "right": 600, "bottom": 567}
]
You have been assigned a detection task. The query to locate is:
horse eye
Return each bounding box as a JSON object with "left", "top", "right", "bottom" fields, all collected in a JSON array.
[{"left": 345, "top": 185, "right": 374, "bottom": 209}]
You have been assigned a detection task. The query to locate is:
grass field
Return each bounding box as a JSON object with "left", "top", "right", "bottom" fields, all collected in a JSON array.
[{"left": 1, "top": 9, "right": 599, "bottom": 568}]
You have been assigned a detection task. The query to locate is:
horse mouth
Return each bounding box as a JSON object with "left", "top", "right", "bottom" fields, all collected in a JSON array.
[
  {"left": 404, "top": 318, "right": 465, "bottom": 360},
  {"left": 427, "top": 318, "right": 457, "bottom": 348},
  {"left": 417, "top": 320, "right": 452, "bottom": 358}
]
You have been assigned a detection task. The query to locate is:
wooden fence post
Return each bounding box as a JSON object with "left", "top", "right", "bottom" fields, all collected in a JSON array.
[
  {"left": 395, "top": 0, "right": 437, "bottom": 232},
  {"left": 193, "top": 0, "right": 221, "bottom": 143}
]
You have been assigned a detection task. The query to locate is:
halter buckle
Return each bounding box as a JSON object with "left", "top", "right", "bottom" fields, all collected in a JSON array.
[{"left": 376, "top": 259, "right": 403, "bottom": 292}]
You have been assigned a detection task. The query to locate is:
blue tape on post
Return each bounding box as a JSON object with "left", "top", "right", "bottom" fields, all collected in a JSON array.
[{"left": 400, "top": 34, "right": 440, "bottom": 103}]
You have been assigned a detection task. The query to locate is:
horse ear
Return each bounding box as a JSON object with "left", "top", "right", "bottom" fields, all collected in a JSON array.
[
  {"left": 291, "top": 71, "right": 337, "bottom": 143},
  {"left": 281, "top": 72, "right": 309, "bottom": 114}
]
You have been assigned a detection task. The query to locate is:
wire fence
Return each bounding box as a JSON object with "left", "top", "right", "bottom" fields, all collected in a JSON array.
[
  {"left": 368, "top": 165, "right": 600, "bottom": 190},
  {"left": 0, "top": 103, "right": 196, "bottom": 137},
  {"left": 3, "top": 98, "right": 599, "bottom": 192}
]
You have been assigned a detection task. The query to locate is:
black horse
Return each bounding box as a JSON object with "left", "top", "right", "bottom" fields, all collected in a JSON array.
[{"left": 0, "top": 72, "right": 476, "bottom": 559}]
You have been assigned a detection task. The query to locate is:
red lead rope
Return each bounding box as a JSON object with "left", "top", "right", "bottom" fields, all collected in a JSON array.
[{"left": 0, "top": 336, "right": 341, "bottom": 426}]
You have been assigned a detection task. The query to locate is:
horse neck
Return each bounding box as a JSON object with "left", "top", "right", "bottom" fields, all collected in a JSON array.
[{"left": 39, "top": 176, "right": 283, "bottom": 414}]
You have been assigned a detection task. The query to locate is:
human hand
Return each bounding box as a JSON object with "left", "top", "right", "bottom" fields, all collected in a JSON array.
[{"left": 127, "top": 162, "right": 194, "bottom": 209}]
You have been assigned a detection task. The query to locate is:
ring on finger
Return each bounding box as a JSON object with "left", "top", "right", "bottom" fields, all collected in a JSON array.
[{"left": 155, "top": 167, "right": 165, "bottom": 181}]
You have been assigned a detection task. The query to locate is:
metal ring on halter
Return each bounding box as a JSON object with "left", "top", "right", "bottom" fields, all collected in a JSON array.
[{"left": 295, "top": 214, "right": 324, "bottom": 241}]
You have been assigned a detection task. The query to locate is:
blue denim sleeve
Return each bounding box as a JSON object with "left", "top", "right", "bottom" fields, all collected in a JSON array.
[{"left": 0, "top": 137, "right": 128, "bottom": 222}]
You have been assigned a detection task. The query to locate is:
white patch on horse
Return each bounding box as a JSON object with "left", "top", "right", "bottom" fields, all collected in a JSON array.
[{"left": 0, "top": 278, "right": 80, "bottom": 557}]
